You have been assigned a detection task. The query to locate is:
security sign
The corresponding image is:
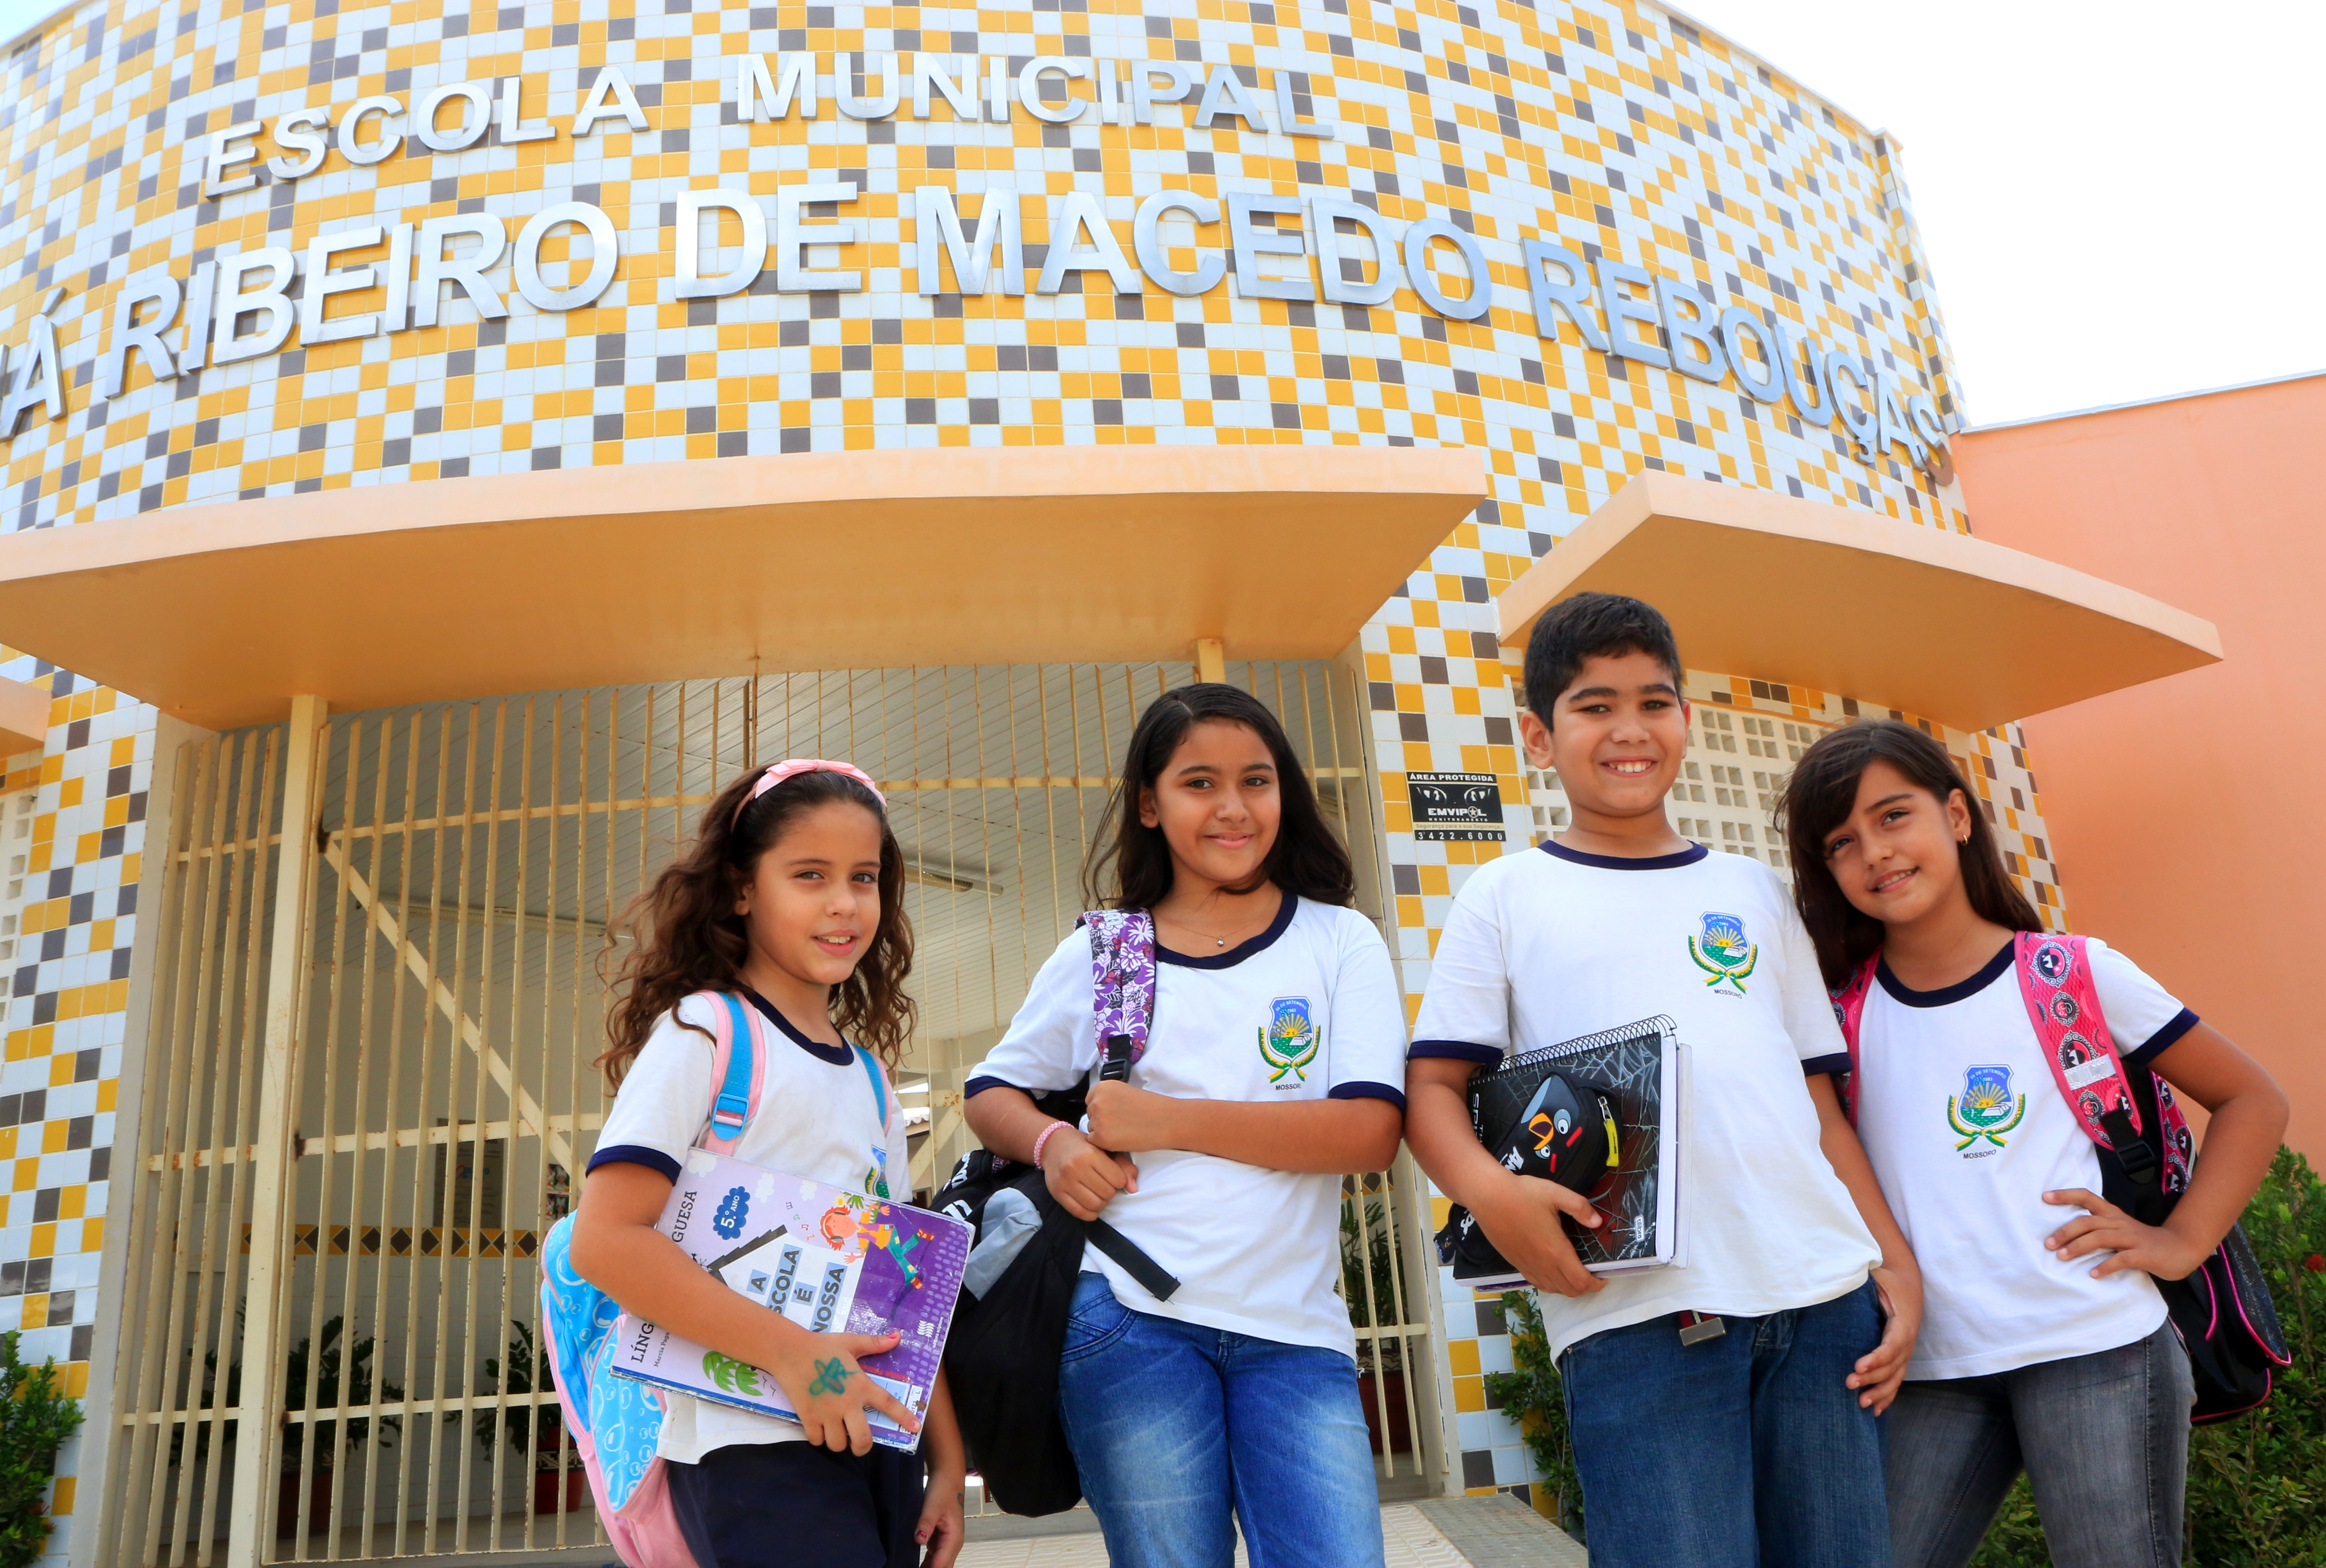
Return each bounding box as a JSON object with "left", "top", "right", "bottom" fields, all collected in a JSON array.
[{"left": 1406, "top": 772, "right": 1505, "bottom": 841}]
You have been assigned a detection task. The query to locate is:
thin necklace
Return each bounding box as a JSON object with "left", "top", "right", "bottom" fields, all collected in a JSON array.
[{"left": 1171, "top": 901, "right": 1272, "bottom": 948}]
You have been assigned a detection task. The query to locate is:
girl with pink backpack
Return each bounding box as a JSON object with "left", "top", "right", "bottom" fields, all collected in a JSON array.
[
  {"left": 1780, "top": 720, "right": 2288, "bottom": 1568},
  {"left": 559, "top": 760, "right": 966, "bottom": 1568}
]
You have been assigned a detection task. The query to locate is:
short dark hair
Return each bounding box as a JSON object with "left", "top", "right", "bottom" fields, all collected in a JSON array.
[
  {"left": 1522, "top": 592, "right": 1683, "bottom": 728},
  {"left": 1084, "top": 683, "right": 1356, "bottom": 913},
  {"left": 1778, "top": 719, "right": 2042, "bottom": 989}
]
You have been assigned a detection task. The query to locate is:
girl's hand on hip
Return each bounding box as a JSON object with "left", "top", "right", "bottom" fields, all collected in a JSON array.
[
  {"left": 2043, "top": 1188, "right": 2207, "bottom": 1281},
  {"left": 1083, "top": 1080, "right": 1182, "bottom": 1155},
  {"left": 1041, "top": 1125, "right": 1138, "bottom": 1221},
  {"left": 1849, "top": 1263, "right": 1921, "bottom": 1414},
  {"left": 769, "top": 1331, "right": 918, "bottom": 1455}
]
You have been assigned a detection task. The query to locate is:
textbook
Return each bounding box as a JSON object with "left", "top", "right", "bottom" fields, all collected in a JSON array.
[
  {"left": 1440, "top": 1016, "right": 1689, "bottom": 1287},
  {"left": 610, "top": 1149, "right": 970, "bottom": 1451}
]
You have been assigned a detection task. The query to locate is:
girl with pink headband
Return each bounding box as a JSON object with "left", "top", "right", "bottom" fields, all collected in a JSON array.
[{"left": 572, "top": 759, "right": 966, "bottom": 1568}]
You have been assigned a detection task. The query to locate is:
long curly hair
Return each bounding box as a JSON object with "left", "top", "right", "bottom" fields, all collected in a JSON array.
[{"left": 599, "top": 766, "right": 916, "bottom": 1086}]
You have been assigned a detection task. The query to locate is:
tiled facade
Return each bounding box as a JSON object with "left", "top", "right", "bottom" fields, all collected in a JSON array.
[
  {"left": 0, "top": 652, "right": 153, "bottom": 1565},
  {"left": 0, "top": 0, "right": 2049, "bottom": 1554}
]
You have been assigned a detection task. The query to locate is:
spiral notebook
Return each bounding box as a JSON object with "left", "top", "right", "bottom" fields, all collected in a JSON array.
[
  {"left": 1458, "top": 1015, "right": 1689, "bottom": 1285},
  {"left": 609, "top": 1149, "right": 970, "bottom": 1451}
]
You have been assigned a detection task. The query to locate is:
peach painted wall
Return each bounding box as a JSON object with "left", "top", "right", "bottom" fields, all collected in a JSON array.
[{"left": 1956, "top": 373, "right": 2326, "bottom": 1155}]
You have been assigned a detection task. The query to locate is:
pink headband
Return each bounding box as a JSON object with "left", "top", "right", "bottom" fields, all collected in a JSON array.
[{"left": 735, "top": 759, "right": 887, "bottom": 825}]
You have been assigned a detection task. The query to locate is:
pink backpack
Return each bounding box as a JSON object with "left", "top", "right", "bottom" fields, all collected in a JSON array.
[
  {"left": 536, "top": 993, "right": 895, "bottom": 1563},
  {"left": 1833, "top": 932, "right": 2287, "bottom": 1423}
]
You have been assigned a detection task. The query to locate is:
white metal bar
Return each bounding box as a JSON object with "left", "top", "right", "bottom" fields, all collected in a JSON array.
[
  {"left": 120, "top": 1389, "right": 562, "bottom": 1427},
  {"left": 346, "top": 713, "right": 403, "bottom": 1560},
  {"left": 176, "top": 769, "right": 1376, "bottom": 858},
  {"left": 574, "top": 688, "right": 612, "bottom": 1551},
  {"left": 546, "top": 692, "right": 582, "bottom": 1554},
  {"left": 144, "top": 1113, "right": 606, "bottom": 1172},
  {"left": 392, "top": 708, "right": 449, "bottom": 1559},
  {"left": 444, "top": 701, "right": 489, "bottom": 1553},
  {"left": 295, "top": 719, "right": 359, "bottom": 1562},
  {"left": 319, "top": 826, "right": 576, "bottom": 1172},
  {"left": 189, "top": 732, "right": 273, "bottom": 1568}
]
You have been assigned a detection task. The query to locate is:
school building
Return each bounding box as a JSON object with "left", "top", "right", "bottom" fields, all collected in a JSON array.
[{"left": 0, "top": 0, "right": 2228, "bottom": 1562}]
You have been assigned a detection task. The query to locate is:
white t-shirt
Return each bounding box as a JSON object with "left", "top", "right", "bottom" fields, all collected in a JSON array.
[
  {"left": 965, "top": 897, "right": 1408, "bottom": 1359},
  {"left": 1411, "top": 841, "right": 1880, "bottom": 1361},
  {"left": 1853, "top": 937, "right": 2196, "bottom": 1380},
  {"left": 588, "top": 989, "right": 909, "bottom": 1463}
]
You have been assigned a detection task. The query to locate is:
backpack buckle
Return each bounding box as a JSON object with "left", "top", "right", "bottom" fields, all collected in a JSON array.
[{"left": 2100, "top": 1106, "right": 2159, "bottom": 1186}]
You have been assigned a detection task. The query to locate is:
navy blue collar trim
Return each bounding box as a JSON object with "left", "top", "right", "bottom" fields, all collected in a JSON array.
[
  {"left": 742, "top": 987, "right": 856, "bottom": 1064},
  {"left": 1876, "top": 941, "right": 2017, "bottom": 1009},
  {"left": 1538, "top": 839, "right": 1709, "bottom": 872},
  {"left": 1157, "top": 891, "right": 1299, "bottom": 969}
]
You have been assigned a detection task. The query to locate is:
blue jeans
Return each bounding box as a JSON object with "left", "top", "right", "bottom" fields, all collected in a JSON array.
[
  {"left": 1056, "top": 1272, "right": 1385, "bottom": 1568},
  {"left": 1885, "top": 1321, "right": 2193, "bottom": 1568},
  {"left": 1560, "top": 1279, "right": 1890, "bottom": 1568}
]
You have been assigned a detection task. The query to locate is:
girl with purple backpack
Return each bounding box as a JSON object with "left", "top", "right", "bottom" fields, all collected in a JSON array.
[
  {"left": 568, "top": 761, "right": 966, "bottom": 1568},
  {"left": 1781, "top": 720, "right": 2287, "bottom": 1568},
  {"left": 963, "top": 684, "right": 1408, "bottom": 1568}
]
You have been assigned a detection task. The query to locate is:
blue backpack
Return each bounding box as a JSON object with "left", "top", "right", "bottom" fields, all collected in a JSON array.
[{"left": 538, "top": 992, "right": 890, "bottom": 1565}]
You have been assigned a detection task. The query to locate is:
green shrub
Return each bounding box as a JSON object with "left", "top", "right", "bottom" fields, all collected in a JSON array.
[
  {"left": 0, "top": 1331, "right": 83, "bottom": 1568},
  {"left": 1493, "top": 1148, "right": 2326, "bottom": 1566},
  {"left": 2182, "top": 1147, "right": 2326, "bottom": 1565},
  {"left": 1963, "top": 1477, "right": 2044, "bottom": 1568}
]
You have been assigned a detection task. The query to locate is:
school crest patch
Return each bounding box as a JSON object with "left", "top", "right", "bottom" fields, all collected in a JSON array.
[
  {"left": 1259, "top": 996, "right": 1321, "bottom": 1084},
  {"left": 1947, "top": 1064, "right": 2026, "bottom": 1150},
  {"left": 1688, "top": 912, "right": 1758, "bottom": 994}
]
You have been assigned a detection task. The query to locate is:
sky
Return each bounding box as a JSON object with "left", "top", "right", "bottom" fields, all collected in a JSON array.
[
  {"left": 2, "top": 0, "right": 2318, "bottom": 425},
  {"left": 1673, "top": 0, "right": 2326, "bottom": 424}
]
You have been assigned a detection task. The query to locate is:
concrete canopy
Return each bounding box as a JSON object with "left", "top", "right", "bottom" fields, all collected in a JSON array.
[
  {"left": 1497, "top": 472, "right": 2222, "bottom": 732},
  {"left": 0, "top": 444, "right": 1486, "bottom": 730}
]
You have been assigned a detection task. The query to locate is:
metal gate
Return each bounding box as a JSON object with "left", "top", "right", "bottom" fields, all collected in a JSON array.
[{"left": 103, "top": 661, "right": 1442, "bottom": 1565}]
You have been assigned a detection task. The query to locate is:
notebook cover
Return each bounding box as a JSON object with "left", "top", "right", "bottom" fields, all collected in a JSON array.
[
  {"left": 1459, "top": 1016, "right": 1684, "bottom": 1282},
  {"left": 609, "top": 1149, "right": 970, "bottom": 1450}
]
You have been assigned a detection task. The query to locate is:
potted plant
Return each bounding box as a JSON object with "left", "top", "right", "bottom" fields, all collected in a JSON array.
[
  {"left": 1342, "top": 1194, "right": 1413, "bottom": 1456},
  {"left": 178, "top": 1309, "right": 406, "bottom": 1537},
  {"left": 275, "top": 1316, "right": 405, "bottom": 1536},
  {"left": 474, "top": 1321, "right": 586, "bottom": 1513}
]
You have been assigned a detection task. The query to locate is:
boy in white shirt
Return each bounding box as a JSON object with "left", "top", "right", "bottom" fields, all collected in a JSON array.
[{"left": 1404, "top": 593, "right": 1922, "bottom": 1568}]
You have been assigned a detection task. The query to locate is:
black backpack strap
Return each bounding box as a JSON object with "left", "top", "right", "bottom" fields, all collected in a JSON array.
[
  {"left": 2100, "top": 1106, "right": 2160, "bottom": 1188},
  {"left": 1085, "top": 1218, "right": 1180, "bottom": 1302}
]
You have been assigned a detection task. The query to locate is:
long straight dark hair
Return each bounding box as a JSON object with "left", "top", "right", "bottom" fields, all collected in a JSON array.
[
  {"left": 1778, "top": 719, "right": 2042, "bottom": 989},
  {"left": 1084, "top": 683, "right": 1356, "bottom": 913},
  {"left": 599, "top": 767, "right": 917, "bottom": 1084}
]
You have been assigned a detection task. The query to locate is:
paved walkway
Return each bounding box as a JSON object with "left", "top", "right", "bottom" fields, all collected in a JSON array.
[
  {"left": 958, "top": 1495, "right": 1587, "bottom": 1568},
  {"left": 386, "top": 1491, "right": 1588, "bottom": 1568}
]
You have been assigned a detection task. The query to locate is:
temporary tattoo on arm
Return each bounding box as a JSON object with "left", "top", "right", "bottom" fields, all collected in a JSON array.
[{"left": 808, "top": 1357, "right": 851, "bottom": 1397}]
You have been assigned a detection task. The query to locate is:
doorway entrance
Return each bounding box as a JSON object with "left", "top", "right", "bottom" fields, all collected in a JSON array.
[{"left": 101, "top": 659, "right": 1442, "bottom": 1565}]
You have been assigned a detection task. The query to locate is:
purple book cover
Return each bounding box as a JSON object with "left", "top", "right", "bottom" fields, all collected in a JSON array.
[{"left": 609, "top": 1148, "right": 970, "bottom": 1450}]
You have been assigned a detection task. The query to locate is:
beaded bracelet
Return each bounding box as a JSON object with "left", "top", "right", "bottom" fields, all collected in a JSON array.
[{"left": 1031, "top": 1119, "right": 1073, "bottom": 1170}]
